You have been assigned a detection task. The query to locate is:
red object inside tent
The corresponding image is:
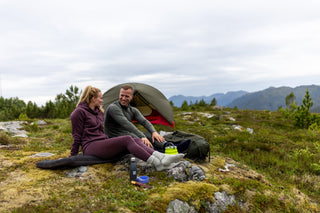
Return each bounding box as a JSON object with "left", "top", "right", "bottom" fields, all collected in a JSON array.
[{"left": 133, "top": 109, "right": 175, "bottom": 128}]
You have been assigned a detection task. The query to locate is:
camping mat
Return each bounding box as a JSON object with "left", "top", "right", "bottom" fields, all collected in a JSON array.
[{"left": 36, "top": 153, "right": 121, "bottom": 169}]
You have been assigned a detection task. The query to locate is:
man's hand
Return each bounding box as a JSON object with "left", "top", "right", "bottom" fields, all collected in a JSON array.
[
  {"left": 141, "top": 137, "right": 153, "bottom": 148},
  {"left": 152, "top": 132, "right": 165, "bottom": 143}
]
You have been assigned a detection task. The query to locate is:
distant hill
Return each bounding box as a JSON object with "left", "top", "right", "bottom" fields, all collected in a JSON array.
[
  {"left": 169, "top": 85, "right": 320, "bottom": 112},
  {"left": 227, "top": 85, "right": 320, "bottom": 112},
  {"left": 169, "top": 91, "right": 248, "bottom": 107}
]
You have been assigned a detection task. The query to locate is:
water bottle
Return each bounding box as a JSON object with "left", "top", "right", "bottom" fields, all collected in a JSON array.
[{"left": 130, "top": 157, "right": 137, "bottom": 181}]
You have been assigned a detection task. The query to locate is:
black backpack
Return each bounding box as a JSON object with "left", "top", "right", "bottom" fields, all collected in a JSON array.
[{"left": 164, "top": 130, "right": 210, "bottom": 161}]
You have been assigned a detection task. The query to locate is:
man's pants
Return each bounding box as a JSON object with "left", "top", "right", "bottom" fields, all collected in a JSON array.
[{"left": 143, "top": 131, "right": 166, "bottom": 151}]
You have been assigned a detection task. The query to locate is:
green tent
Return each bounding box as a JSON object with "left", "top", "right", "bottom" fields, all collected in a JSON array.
[{"left": 102, "top": 82, "right": 175, "bottom": 127}]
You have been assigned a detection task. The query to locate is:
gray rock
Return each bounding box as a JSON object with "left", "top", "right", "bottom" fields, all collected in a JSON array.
[
  {"left": 246, "top": 128, "right": 254, "bottom": 134},
  {"left": 0, "top": 121, "right": 28, "bottom": 137},
  {"left": 65, "top": 166, "right": 88, "bottom": 178},
  {"left": 167, "top": 161, "right": 205, "bottom": 182},
  {"left": 166, "top": 190, "right": 238, "bottom": 212},
  {"left": 212, "top": 105, "right": 224, "bottom": 110},
  {"left": 0, "top": 144, "right": 14, "bottom": 149},
  {"left": 167, "top": 199, "right": 197, "bottom": 213},
  {"left": 206, "top": 191, "right": 237, "bottom": 213},
  {"left": 0, "top": 120, "right": 47, "bottom": 138},
  {"left": 33, "top": 152, "right": 55, "bottom": 157},
  {"left": 167, "top": 161, "right": 190, "bottom": 182},
  {"left": 218, "top": 163, "right": 235, "bottom": 172},
  {"left": 187, "top": 165, "right": 206, "bottom": 181},
  {"left": 31, "top": 120, "right": 47, "bottom": 125}
]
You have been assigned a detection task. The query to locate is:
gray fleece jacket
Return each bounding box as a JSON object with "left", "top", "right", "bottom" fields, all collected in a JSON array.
[{"left": 104, "top": 101, "right": 156, "bottom": 138}]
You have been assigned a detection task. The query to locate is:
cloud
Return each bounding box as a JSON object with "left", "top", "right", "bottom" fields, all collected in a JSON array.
[{"left": 1, "top": 0, "right": 320, "bottom": 105}]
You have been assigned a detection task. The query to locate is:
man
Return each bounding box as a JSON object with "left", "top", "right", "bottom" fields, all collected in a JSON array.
[{"left": 104, "top": 84, "right": 165, "bottom": 149}]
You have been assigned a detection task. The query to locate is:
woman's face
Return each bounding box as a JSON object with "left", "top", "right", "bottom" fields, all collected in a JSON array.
[{"left": 92, "top": 92, "right": 103, "bottom": 107}]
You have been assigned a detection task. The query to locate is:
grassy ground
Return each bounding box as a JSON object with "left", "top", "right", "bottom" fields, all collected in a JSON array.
[{"left": 0, "top": 107, "right": 319, "bottom": 212}]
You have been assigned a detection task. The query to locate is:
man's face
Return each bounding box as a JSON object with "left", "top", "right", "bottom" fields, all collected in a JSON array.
[{"left": 119, "top": 88, "right": 133, "bottom": 106}]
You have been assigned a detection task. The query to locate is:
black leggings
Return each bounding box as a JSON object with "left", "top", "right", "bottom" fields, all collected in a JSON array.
[{"left": 83, "top": 135, "right": 154, "bottom": 161}]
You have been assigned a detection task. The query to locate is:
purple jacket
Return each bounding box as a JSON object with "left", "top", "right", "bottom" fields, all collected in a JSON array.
[{"left": 70, "top": 101, "right": 108, "bottom": 156}]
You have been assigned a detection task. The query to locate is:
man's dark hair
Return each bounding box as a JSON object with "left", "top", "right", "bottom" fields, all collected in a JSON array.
[{"left": 121, "top": 84, "right": 134, "bottom": 94}]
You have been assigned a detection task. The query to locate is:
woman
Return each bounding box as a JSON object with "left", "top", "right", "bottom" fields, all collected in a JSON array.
[{"left": 70, "top": 85, "right": 184, "bottom": 171}]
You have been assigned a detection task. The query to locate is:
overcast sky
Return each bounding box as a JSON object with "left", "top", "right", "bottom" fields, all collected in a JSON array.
[{"left": 1, "top": 0, "right": 320, "bottom": 105}]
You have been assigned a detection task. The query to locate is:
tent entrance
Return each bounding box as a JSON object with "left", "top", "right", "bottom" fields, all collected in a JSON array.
[
  {"left": 132, "top": 92, "right": 174, "bottom": 127},
  {"left": 132, "top": 93, "right": 154, "bottom": 116}
]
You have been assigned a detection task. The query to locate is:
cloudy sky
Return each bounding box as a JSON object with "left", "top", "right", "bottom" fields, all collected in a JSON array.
[{"left": 1, "top": 0, "right": 320, "bottom": 105}]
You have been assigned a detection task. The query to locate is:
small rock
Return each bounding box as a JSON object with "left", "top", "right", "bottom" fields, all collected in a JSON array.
[
  {"left": 167, "top": 161, "right": 190, "bottom": 182},
  {"left": 31, "top": 120, "right": 47, "bottom": 125},
  {"left": 167, "top": 199, "right": 197, "bottom": 213},
  {"left": 167, "top": 161, "right": 206, "bottom": 182},
  {"left": 246, "top": 128, "right": 254, "bottom": 134},
  {"left": 65, "top": 166, "right": 88, "bottom": 178},
  {"left": 188, "top": 165, "right": 206, "bottom": 181},
  {"left": 206, "top": 191, "right": 237, "bottom": 213},
  {"left": 212, "top": 105, "right": 224, "bottom": 110},
  {"left": 219, "top": 163, "right": 235, "bottom": 172},
  {"left": 229, "top": 117, "right": 236, "bottom": 122},
  {"left": 232, "top": 125, "right": 243, "bottom": 131},
  {"left": 200, "top": 112, "right": 215, "bottom": 119},
  {"left": 33, "top": 152, "right": 55, "bottom": 157}
]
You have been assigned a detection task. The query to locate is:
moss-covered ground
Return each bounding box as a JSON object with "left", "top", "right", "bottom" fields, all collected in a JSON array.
[{"left": 0, "top": 108, "right": 319, "bottom": 212}]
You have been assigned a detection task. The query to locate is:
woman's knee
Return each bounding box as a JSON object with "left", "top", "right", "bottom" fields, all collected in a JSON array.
[
  {"left": 126, "top": 135, "right": 136, "bottom": 143},
  {"left": 114, "top": 135, "right": 135, "bottom": 145},
  {"left": 115, "top": 135, "right": 133, "bottom": 141},
  {"left": 133, "top": 137, "right": 144, "bottom": 144}
]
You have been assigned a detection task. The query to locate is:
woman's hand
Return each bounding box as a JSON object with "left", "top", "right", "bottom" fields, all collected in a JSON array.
[{"left": 141, "top": 137, "right": 153, "bottom": 147}]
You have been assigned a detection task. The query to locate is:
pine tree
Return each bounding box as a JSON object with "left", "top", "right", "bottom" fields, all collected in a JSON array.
[
  {"left": 294, "top": 89, "right": 316, "bottom": 128},
  {"left": 285, "top": 92, "right": 295, "bottom": 108},
  {"left": 181, "top": 100, "right": 189, "bottom": 110},
  {"left": 210, "top": 98, "right": 217, "bottom": 106}
]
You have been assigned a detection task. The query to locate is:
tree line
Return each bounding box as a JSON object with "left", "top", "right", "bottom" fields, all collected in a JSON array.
[
  {"left": 1, "top": 85, "right": 319, "bottom": 130},
  {"left": 176, "top": 98, "right": 217, "bottom": 111},
  {"left": 0, "top": 85, "right": 80, "bottom": 121}
]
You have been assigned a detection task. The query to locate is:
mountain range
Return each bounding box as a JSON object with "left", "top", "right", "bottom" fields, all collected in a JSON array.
[{"left": 168, "top": 85, "right": 320, "bottom": 112}]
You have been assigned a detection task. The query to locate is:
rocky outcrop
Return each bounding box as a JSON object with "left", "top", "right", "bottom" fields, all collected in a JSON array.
[
  {"left": 167, "top": 191, "right": 238, "bottom": 213},
  {"left": 0, "top": 121, "right": 28, "bottom": 137},
  {"left": 0, "top": 120, "right": 47, "bottom": 138}
]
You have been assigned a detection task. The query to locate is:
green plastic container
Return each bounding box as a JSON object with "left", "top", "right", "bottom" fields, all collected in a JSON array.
[{"left": 165, "top": 146, "right": 178, "bottom": 155}]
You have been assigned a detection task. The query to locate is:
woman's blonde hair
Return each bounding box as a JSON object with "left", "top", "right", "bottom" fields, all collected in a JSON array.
[{"left": 78, "top": 86, "right": 104, "bottom": 112}]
